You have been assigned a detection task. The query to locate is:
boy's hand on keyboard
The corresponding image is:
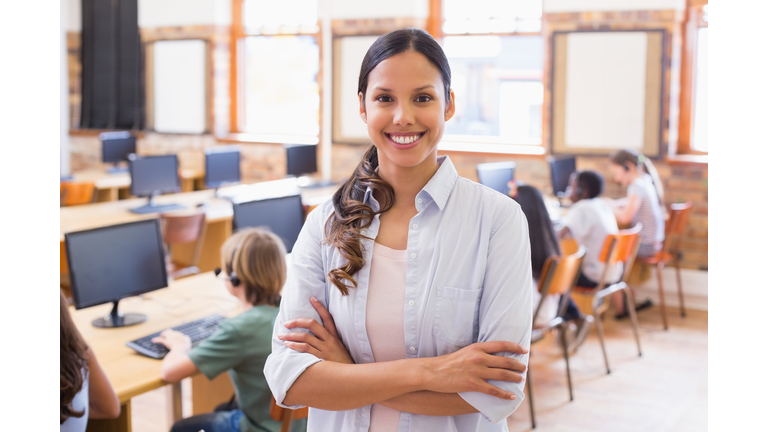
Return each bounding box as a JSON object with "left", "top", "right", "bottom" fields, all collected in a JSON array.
[{"left": 152, "top": 330, "right": 192, "bottom": 352}]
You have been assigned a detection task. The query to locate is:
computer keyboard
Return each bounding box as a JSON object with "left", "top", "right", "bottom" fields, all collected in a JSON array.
[{"left": 126, "top": 314, "right": 226, "bottom": 359}]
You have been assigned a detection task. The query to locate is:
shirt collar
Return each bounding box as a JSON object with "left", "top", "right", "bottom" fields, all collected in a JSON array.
[{"left": 362, "top": 155, "right": 458, "bottom": 212}]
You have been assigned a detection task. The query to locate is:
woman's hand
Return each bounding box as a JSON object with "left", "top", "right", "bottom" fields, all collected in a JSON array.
[
  {"left": 278, "top": 296, "right": 354, "bottom": 364},
  {"left": 152, "top": 329, "right": 192, "bottom": 353},
  {"left": 421, "top": 341, "right": 528, "bottom": 400}
]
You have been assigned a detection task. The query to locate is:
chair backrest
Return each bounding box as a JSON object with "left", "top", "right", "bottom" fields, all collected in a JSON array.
[
  {"left": 60, "top": 181, "right": 96, "bottom": 206},
  {"left": 476, "top": 161, "right": 516, "bottom": 195},
  {"left": 663, "top": 201, "right": 692, "bottom": 254},
  {"left": 160, "top": 209, "right": 206, "bottom": 245},
  {"left": 596, "top": 223, "right": 642, "bottom": 288},
  {"left": 270, "top": 396, "right": 309, "bottom": 432},
  {"left": 533, "top": 245, "right": 587, "bottom": 323}
]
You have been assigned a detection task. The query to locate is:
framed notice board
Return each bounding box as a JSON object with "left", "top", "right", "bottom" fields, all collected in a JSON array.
[{"left": 550, "top": 29, "right": 666, "bottom": 157}]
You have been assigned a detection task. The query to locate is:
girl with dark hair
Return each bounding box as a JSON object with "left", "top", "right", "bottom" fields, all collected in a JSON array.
[
  {"left": 60, "top": 291, "right": 120, "bottom": 431},
  {"left": 266, "top": 28, "right": 531, "bottom": 431}
]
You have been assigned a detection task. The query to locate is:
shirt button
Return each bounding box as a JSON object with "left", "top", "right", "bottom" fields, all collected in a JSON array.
[
  {"left": 410, "top": 253, "right": 417, "bottom": 259},
  {"left": 412, "top": 224, "right": 418, "bottom": 230},
  {"left": 417, "top": 198, "right": 423, "bottom": 204},
  {"left": 408, "top": 300, "right": 415, "bottom": 307},
  {"left": 409, "top": 347, "right": 416, "bottom": 353}
]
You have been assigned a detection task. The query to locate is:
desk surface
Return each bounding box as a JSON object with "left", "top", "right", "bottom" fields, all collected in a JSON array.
[
  {"left": 71, "top": 272, "right": 240, "bottom": 403},
  {"left": 72, "top": 169, "right": 131, "bottom": 190}
]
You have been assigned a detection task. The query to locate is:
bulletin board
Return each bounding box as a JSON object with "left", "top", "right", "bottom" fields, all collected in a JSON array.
[
  {"left": 550, "top": 29, "right": 665, "bottom": 157},
  {"left": 145, "top": 39, "right": 209, "bottom": 134},
  {"left": 332, "top": 35, "right": 382, "bottom": 144}
]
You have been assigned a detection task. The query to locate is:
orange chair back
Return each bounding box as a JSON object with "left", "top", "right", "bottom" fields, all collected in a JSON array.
[
  {"left": 537, "top": 245, "right": 587, "bottom": 296},
  {"left": 160, "top": 210, "right": 206, "bottom": 245},
  {"left": 598, "top": 224, "right": 642, "bottom": 266},
  {"left": 269, "top": 396, "right": 308, "bottom": 432},
  {"left": 61, "top": 181, "right": 96, "bottom": 206}
]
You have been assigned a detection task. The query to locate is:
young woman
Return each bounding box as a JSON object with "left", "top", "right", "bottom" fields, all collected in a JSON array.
[
  {"left": 60, "top": 291, "right": 121, "bottom": 431},
  {"left": 265, "top": 29, "right": 531, "bottom": 431},
  {"left": 152, "top": 228, "right": 304, "bottom": 432}
]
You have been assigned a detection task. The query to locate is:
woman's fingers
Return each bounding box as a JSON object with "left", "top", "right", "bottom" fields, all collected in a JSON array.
[
  {"left": 484, "top": 355, "right": 527, "bottom": 373},
  {"left": 278, "top": 331, "right": 321, "bottom": 349},
  {"left": 475, "top": 340, "right": 528, "bottom": 356},
  {"left": 476, "top": 381, "right": 517, "bottom": 400},
  {"left": 283, "top": 341, "right": 323, "bottom": 358},
  {"left": 284, "top": 318, "right": 332, "bottom": 341},
  {"left": 480, "top": 367, "right": 524, "bottom": 384},
  {"left": 310, "top": 296, "right": 340, "bottom": 338}
]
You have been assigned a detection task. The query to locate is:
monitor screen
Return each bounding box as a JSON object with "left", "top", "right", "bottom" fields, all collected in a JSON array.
[
  {"left": 232, "top": 194, "right": 305, "bottom": 253},
  {"left": 286, "top": 144, "right": 318, "bottom": 177},
  {"left": 549, "top": 156, "right": 577, "bottom": 196},
  {"left": 205, "top": 146, "right": 241, "bottom": 188},
  {"left": 476, "top": 161, "right": 516, "bottom": 195},
  {"left": 65, "top": 219, "right": 168, "bottom": 310},
  {"left": 129, "top": 154, "right": 180, "bottom": 197},
  {"left": 100, "top": 131, "right": 136, "bottom": 164}
]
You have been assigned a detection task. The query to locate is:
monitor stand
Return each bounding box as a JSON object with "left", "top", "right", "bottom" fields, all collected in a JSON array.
[
  {"left": 92, "top": 300, "right": 146, "bottom": 328},
  {"left": 296, "top": 176, "right": 338, "bottom": 189},
  {"left": 106, "top": 163, "right": 129, "bottom": 174},
  {"left": 129, "top": 191, "right": 186, "bottom": 214}
]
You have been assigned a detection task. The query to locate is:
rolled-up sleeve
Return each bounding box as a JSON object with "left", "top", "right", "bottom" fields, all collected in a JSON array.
[
  {"left": 459, "top": 203, "right": 533, "bottom": 424},
  {"left": 264, "top": 205, "right": 328, "bottom": 409}
]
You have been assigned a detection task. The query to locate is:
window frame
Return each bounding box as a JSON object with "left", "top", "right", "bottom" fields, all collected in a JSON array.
[
  {"left": 677, "top": 1, "right": 708, "bottom": 155},
  {"left": 427, "top": 0, "right": 546, "bottom": 151},
  {"left": 229, "top": 0, "right": 323, "bottom": 139}
]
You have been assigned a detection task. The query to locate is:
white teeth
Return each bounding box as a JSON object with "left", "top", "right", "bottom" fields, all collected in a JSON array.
[{"left": 391, "top": 134, "right": 420, "bottom": 144}]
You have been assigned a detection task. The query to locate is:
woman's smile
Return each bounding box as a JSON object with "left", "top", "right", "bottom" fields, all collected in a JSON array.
[{"left": 384, "top": 132, "right": 426, "bottom": 149}]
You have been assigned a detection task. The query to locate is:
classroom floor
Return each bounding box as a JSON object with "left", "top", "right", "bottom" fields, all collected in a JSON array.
[{"left": 130, "top": 305, "right": 708, "bottom": 432}]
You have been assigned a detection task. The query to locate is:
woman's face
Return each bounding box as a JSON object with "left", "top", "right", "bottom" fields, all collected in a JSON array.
[
  {"left": 359, "top": 50, "right": 455, "bottom": 172},
  {"left": 609, "top": 163, "right": 629, "bottom": 186}
]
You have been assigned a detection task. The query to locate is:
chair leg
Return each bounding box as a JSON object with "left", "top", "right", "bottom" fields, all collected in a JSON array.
[
  {"left": 624, "top": 289, "right": 642, "bottom": 357},
  {"left": 526, "top": 368, "right": 536, "bottom": 429},
  {"left": 675, "top": 256, "right": 686, "bottom": 318},
  {"left": 592, "top": 300, "right": 611, "bottom": 374},
  {"left": 656, "top": 264, "right": 669, "bottom": 330},
  {"left": 559, "top": 324, "right": 574, "bottom": 401}
]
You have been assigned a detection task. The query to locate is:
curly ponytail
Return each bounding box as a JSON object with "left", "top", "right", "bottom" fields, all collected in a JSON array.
[{"left": 325, "top": 146, "right": 394, "bottom": 294}]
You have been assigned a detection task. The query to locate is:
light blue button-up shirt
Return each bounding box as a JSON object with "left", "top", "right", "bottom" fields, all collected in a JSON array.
[{"left": 265, "top": 156, "right": 533, "bottom": 432}]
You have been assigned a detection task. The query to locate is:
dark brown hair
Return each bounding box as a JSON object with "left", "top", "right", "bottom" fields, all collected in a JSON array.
[
  {"left": 513, "top": 185, "right": 561, "bottom": 281},
  {"left": 223, "top": 228, "right": 286, "bottom": 306},
  {"left": 325, "top": 29, "right": 451, "bottom": 295},
  {"left": 610, "top": 149, "right": 665, "bottom": 208},
  {"left": 60, "top": 291, "right": 89, "bottom": 424}
]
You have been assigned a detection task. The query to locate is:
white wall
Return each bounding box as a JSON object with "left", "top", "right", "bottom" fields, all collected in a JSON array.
[
  {"left": 544, "top": 0, "right": 685, "bottom": 12},
  {"left": 66, "top": 0, "right": 81, "bottom": 31},
  {"left": 330, "top": 0, "right": 428, "bottom": 19},
  {"left": 61, "top": 0, "right": 72, "bottom": 175},
  {"left": 138, "top": 0, "right": 231, "bottom": 28}
]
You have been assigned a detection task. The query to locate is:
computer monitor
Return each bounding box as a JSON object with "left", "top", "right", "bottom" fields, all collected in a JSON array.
[
  {"left": 232, "top": 193, "right": 305, "bottom": 253},
  {"left": 65, "top": 219, "right": 169, "bottom": 328},
  {"left": 128, "top": 154, "right": 185, "bottom": 214},
  {"left": 205, "top": 145, "right": 241, "bottom": 189},
  {"left": 548, "top": 156, "right": 577, "bottom": 198},
  {"left": 476, "top": 161, "right": 516, "bottom": 195},
  {"left": 100, "top": 131, "right": 136, "bottom": 174},
  {"left": 285, "top": 144, "right": 336, "bottom": 188}
]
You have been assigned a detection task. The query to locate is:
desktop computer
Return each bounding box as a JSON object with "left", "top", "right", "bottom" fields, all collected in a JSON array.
[
  {"left": 232, "top": 193, "right": 305, "bottom": 253},
  {"left": 285, "top": 143, "right": 336, "bottom": 189},
  {"left": 548, "top": 156, "right": 577, "bottom": 199},
  {"left": 65, "top": 219, "right": 169, "bottom": 328},
  {"left": 205, "top": 145, "right": 241, "bottom": 191},
  {"left": 476, "top": 161, "right": 516, "bottom": 195},
  {"left": 128, "top": 154, "right": 185, "bottom": 214},
  {"left": 100, "top": 131, "right": 136, "bottom": 174}
]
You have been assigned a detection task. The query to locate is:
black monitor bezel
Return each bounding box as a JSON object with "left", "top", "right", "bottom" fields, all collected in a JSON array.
[
  {"left": 100, "top": 132, "right": 136, "bottom": 164},
  {"left": 231, "top": 193, "right": 305, "bottom": 252},
  {"left": 65, "top": 219, "right": 169, "bottom": 310},
  {"left": 285, "top": 144, "right": 318, "bottom": 177},
  {"left": 476, "top": 161, "right": 516, "bottom": 194},
  {"left": 128, "top": 154, "right": 181, "bottom": 198},
  {"left": 204, "top": 146, "right": 242, "bottom": 189},
  {"left": 548, "top": 156, "right": 577, "bottom": 196}
]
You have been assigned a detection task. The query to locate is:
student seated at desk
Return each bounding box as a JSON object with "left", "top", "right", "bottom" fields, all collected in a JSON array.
[
  {"left": 151, "top": 228, "right": 306, "bottom": 432},
  {"left": 60, "top": 291, "right": 121, "bottom": 431}
]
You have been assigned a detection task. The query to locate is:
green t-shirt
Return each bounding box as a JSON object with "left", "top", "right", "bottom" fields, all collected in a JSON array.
[{"left": 188, "top": 305, "right": 305, "bottom": 432}]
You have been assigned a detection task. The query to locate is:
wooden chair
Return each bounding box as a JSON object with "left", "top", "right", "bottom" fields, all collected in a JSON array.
[
  {"left": 573, "top": 224, "right": 643, "bottom": 375},
  {"left": 160, "top": 209, "right": 207, "bottom": 280},
  {"left": 634, "top": 201, "right": 693, "bottom": 330},
  {"left": 527, "top": 245, "right": 586, "bottom": 429},
  {"left": 269, "top": 396, "right": 309, "bottom": 432},
  {"left": 60, "top": 181, "right": 96, "bottom": 206}
]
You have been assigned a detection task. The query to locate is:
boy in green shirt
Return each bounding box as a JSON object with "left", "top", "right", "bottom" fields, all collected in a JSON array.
[{"left": 152, "top": 228, "right": 305, "bottom": 432}]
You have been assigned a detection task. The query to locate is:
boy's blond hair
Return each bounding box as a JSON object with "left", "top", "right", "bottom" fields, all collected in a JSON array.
[{"left": 220, "top": 227, "right": 287, "bottom": 306}]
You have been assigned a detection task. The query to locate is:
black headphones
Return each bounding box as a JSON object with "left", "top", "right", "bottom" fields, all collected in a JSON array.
[{"left": 214, "top": 243, "right": 241, "bottom": 287}]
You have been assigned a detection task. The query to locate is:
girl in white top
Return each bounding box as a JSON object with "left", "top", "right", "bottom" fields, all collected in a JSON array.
[{"left": 266, "top": 29, "right": 532, "bottom": 432}]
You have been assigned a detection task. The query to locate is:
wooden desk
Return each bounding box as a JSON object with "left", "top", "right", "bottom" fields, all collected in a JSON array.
[
  {"left": 71, "top": 168, "right": 206, "bottom": 203},
  {"left": 73, "top": 272, "right": 240, "bottom": 432}
]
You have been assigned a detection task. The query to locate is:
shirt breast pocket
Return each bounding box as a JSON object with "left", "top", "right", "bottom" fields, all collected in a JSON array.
[{"left": 433, "top": 286, "right": 481, "bottom": 349}]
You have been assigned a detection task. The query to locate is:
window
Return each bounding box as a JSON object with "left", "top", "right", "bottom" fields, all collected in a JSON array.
[
  {"left": 678, "top": 2, "right": 708, "bottom": 154},
  {"left": 232, "top": 0, "right": 320, "bottom": 138},
  {"left": 433, "top": 0, "right": 544, "bottom": 147}
]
